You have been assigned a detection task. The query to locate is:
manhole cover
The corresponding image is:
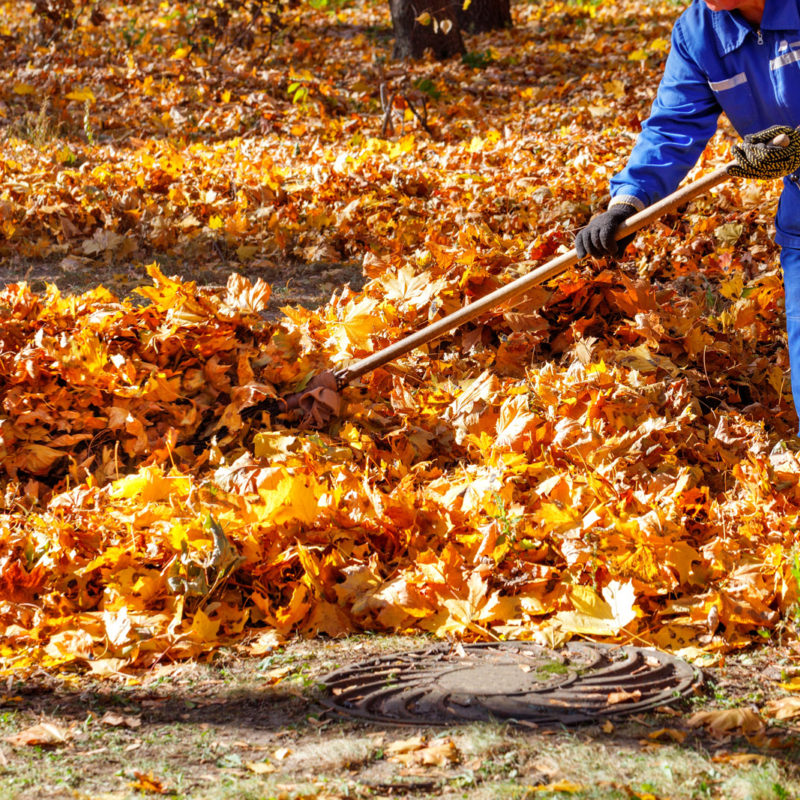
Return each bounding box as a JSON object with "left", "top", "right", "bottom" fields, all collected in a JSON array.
[{"left": 319, "top": 642, "right": 701, "bottom": 726}]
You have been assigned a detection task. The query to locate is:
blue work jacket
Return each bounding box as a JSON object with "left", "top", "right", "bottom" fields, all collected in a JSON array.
[{"left": 609, "top": 0, "right": 800, "bottom": 248}]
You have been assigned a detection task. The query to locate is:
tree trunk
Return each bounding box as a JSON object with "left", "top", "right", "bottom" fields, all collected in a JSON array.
[
  {"left": 456, "top": 0, "right": 511, "bottom": 33},
  {"left": 390, "top": 0, "right": 465, "bottom": 60}
]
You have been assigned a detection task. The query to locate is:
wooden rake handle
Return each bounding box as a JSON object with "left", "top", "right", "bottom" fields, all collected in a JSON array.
[{"left": 335, "top": 136, "right": 789, "bottom": 387}]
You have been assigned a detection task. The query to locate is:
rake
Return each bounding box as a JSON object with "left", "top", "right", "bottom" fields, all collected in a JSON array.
[{"left": 255, "top": 133, "right": 790, "bottom": 427}]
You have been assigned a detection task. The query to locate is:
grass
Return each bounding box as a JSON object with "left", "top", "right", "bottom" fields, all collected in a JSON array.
[{"left": 3, "top": 99, "right": 63, "bottom": 148}]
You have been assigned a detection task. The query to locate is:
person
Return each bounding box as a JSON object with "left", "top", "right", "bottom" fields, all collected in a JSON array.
[{"left": 575, "top": 0, "right": 800, "bottom": 419}]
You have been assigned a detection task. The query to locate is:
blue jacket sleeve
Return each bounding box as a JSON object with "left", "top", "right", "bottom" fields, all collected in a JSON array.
[{"left": 609, "top": 21, "right": 723, "bottom": 210}]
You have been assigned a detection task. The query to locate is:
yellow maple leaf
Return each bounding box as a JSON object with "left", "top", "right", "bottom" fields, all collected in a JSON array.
[
  {"left": 111, "top": 466, "right": 191, "bottom": 503},
  {"left": 556, "top": 582, "right": 637, "bottom": 636},
  {"left": 495, "top": 394, "right": 540, "bottom": 451},
  {"left": 528, "top": 782, "right": 583, "bottom": 794},
  {"left": 66, "top": 87, "right": 96, "bottom": 104},
  {"left": 329, "top": 295, "right": 382, "bottom": 353},
  {"left": 189, "top": 609, "right": 221, "bottom": 642},
  {"left": 256, "top": 474, "right": 320, "bottom": 525}
]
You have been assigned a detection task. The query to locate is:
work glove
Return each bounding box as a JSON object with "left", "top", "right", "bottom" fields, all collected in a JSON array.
[
  {"left": 728, "top": 125, "right": 800, "bottom": 179},
  {"left": 574, "top": 203, "right": 637, "bottom": 260}
]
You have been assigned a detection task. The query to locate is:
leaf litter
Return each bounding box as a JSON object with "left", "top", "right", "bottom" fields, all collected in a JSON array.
[{"left": 1, "top": 0, "right": 800, "bottom": 680}]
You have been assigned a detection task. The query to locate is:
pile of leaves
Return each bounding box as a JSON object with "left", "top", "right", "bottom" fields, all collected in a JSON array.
[{"left": 1, "top": 0, "right": 800, "bottom": 674}]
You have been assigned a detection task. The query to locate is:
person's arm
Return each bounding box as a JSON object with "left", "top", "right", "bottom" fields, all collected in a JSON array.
[
  {"left": 576, "top": 20, "right": 723, "bottom": 258},
  {"left": 609, "top": 20, "right": 723, "bottom": 210}
]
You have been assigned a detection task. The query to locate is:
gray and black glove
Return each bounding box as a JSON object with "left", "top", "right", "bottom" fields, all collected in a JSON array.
[
  {"left": 728, "top": 125, "right": 800, "bottom": 180},
  {"left": 575, "top": 203, "right": 637, "bottom": 260}
]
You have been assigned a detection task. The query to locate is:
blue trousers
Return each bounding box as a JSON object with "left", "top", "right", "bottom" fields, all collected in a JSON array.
[{"left": 781, "top": 246, "right": 800, "bottom": 430}]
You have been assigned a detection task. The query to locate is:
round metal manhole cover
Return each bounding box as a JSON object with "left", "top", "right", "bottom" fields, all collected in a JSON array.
[{"left": 318, "top": 642, "right": 702, "bottom": 726}]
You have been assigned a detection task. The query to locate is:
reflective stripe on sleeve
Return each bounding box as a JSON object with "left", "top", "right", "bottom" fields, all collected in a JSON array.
[
  {"left": 771, "top": 50, "right": 800, "bottom": 70},
  {"left": 708, "top": 72, "right": 748, "bottom": 91},
  {"left": 609, "top": 195, "right": 645, "bottom": 212}
]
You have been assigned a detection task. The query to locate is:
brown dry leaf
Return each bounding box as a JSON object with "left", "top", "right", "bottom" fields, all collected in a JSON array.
[
  {"left": 745, "top": 732, "right": 797, "bottom": 750},
  {"left": 688, "top": 708, "right": 766, "bottom": 738},
  {"left": 263, "top": 666, "right": 294, "bottom": 685},
  {"left": 388, "top": 737, "right": 460, "bottom": 767},
  {"left": 606, "top": 689, "right": 642, "bottom": 706},
  {"left": 248, "top": 629, "right": 286, "bottom": 656},
  {"left": 385, "top": 735, "right": 428, "bottom": 756},
  {"left": 99, "top": 712, "right": 142, "bottom": 729},
  {"left": 4, "top": 722, "right": 70, "bottom": 747},
  {"left": 647, "top": 728, "right": 687, "bottom": 743},
  {"left": 711, "top": 752, "right": 767, "bottom": 766},
  {"left": 86, "top": 658, "right": 128, "bottom": 678},
  {"left": 764, "top": 696, "right": 800, "bottom": 720}
]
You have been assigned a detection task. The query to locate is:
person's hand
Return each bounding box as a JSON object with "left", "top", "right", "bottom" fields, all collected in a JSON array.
[
  {"left": 575, "top": 203, "right": 637, "bottom": 260},
  {"left": 728, "top": 125, "right": 800, "bottom": 179}
]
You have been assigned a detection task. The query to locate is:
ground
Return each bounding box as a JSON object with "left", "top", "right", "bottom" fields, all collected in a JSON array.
[{"left": 2, "top": 634, "right": 800, "bottom": 800}]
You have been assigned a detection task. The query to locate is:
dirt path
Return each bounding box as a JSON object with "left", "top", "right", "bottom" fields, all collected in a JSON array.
[{"left": 1, "top": 635, "right": 800, "bottom": 800}]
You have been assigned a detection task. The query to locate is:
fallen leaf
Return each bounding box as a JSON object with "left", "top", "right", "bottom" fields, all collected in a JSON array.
[
  {"left": 386, "top": 735, "right": 427, "bottom": 755},
  {"left": 527, "top": 781, "right": 584, "bottom": 793},
  {"left": 245, "top": 760, "right": 277, "bottom": 774},
  {"left": 100, "top": 712, "right": 142, "bottom": 729},
  {"left": 647, "top": 728, "right": 687, "bottom": 743},
  {"left": 129, "top": 771, "right": 168, "bottom": 794},
  {"left": 711, "top": 752, "right": 767, "bottom": 766},
  {"left": 606, "top": 689, "right": 642, "bottom": 705},
  {"left": 87, "top": 658, "right": 128, "bottom": 678},
  {"left": 4, "top": 722, "right": 70, "bottom": 747},
  {"left": 688, "top": 708, "right": 765, "bottom": 738},
  {"left": 387, "top": 736, "right": 460, "bottom": 766},
  {"left": 263, "top": 666, "right": 293, "bottom": 684},
  {"left": 249, "top": 630, "right": 286, "bottom": 657},
  {"left": 764, "top": 696, "right": 800, "bottom": 720}
]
